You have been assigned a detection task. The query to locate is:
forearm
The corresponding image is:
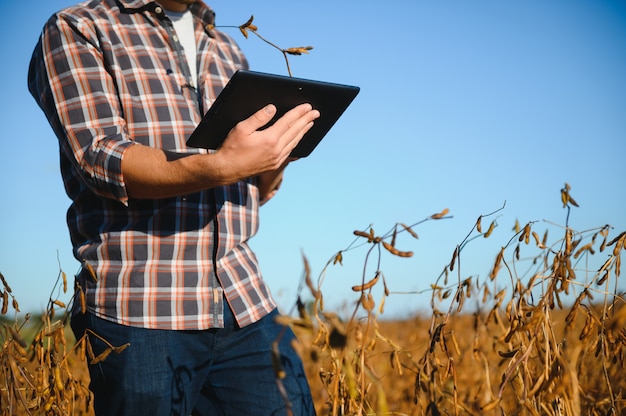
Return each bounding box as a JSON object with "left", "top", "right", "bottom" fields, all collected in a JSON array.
[
  {"left": 122, "top": 103, "right": 318, "bottom": 200},
  {"left": 122, "top": 144, "right": 237, "bottom": 199}
]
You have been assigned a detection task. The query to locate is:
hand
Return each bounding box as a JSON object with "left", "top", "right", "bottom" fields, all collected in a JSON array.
[{"left": 215, "top": 103, "right": 320, "bottom": 182}]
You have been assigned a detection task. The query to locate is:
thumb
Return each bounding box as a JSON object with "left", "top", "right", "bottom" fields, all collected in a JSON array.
[{"left": 237, "top": 104, "right": 277, "bottom": 134}]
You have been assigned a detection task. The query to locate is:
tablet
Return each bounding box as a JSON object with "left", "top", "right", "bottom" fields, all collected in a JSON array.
[{"left": 186, "top": 70, "right": 360, "bottom": 158}]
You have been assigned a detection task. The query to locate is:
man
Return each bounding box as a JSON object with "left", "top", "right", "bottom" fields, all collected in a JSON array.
[{"left": 28, "top": 0, "right": 319, "bottom": 414}]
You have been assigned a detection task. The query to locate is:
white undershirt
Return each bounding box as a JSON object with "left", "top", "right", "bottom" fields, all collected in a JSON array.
[{"left": 167, "top": 9, "right": 197, "bottom": 88}]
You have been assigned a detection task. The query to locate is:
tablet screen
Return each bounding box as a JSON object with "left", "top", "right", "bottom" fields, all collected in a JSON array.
[{"left": 186, "top": 70, "right": 360, "bottom": 157}]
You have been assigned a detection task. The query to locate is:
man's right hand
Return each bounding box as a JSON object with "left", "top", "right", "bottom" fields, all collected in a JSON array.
[{"left": 215, "top": 103, "right": 320, "bottom": 180}]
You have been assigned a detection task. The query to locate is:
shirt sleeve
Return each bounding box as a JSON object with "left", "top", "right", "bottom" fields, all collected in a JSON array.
[{"left": 28, "top": 12, "right": 137, "bottom": 205}]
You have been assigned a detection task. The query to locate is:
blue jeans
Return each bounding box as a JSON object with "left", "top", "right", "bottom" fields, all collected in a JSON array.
[{"left": 71, "top": 306, "right": 315, "bottom": 416}]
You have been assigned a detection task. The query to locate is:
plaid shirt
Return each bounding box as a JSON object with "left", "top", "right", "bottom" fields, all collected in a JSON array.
[{"left": 28, "top": 0, "right": 277, "bottom": 330}]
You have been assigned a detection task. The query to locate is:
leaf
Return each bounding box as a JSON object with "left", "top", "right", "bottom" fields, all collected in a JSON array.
[
  {"left": 352, "top": 272, "right": 380, "bottom": 292},
  {"left": 333, "top": 251, "right": 343, "bottom": 265},
  {"left": 400, "top": 222, "right": 419, "bottom": 239},
  {"left": 431, "top": 208, "right": 449, "bottom": 220},
  {"left": 284, "top": 46, "right": 313, "bottom": 55},
  {"left": 561, "top": 188, "right": 569, "bottom": 207},
  {"left": 240, "top": 15, "right": 257, "bottom": 30},
  {"left": 484, "top": 221, "right": 496, "bottom": 238},
  {"left": 382, "top": 241, "right": 413, "bottom": 257},
  {"left": 512, "top": 218, "right": 520, "bottom": 233},
  {"left": 238, "top": 15, "right": 258, "bottom": 39},
  {"left": 0, "top": 272, "right": 12, "bottom": 293}
]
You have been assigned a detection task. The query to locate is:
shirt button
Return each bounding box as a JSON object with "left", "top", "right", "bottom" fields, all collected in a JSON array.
[{"left": 155, "top": 6, "right": 163, "bottom": 14}]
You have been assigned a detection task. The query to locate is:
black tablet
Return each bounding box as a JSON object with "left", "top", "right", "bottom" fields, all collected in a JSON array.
[{"left": 186, "top": 70, "right": 360, "bottom": 158}]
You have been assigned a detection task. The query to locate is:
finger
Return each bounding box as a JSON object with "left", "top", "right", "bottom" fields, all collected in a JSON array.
[
  {"left": 280, "top": 120, "right": 316, "bottom": 157},
  {"left": 235, "top": 104, "right": 277, "bottom": 135},
  {"left": 282, "top": 109, "right": 319, "bottom": 148},
  {"left": 270, "top": 103, "right": 315, "bottom": 134}
]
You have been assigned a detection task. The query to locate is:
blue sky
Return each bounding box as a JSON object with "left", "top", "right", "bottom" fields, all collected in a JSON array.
[{"left": 1, "top": 0, "right": 625, "bottom": 317}]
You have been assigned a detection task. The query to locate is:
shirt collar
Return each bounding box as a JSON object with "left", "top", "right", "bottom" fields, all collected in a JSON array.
[
  {"left": 116, "top": 0, "right": 154, "bottom": 10},
  {"left": 115, "top": 0, "right": 216, "bottom": 26}
]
